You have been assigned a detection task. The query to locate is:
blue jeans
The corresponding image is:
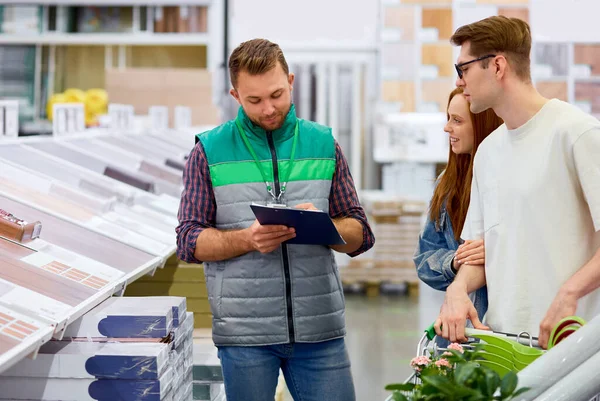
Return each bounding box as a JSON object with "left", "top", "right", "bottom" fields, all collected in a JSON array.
[{"left": 217, "top": 338, "right": 356, "bottom": 401}]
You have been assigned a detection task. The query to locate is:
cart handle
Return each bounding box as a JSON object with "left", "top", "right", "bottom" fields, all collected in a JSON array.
[{"left": 424, "top": 322, "right": 436, "bottom": 341}]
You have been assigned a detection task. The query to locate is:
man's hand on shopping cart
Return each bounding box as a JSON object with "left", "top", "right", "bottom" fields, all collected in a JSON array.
[
  {"left": 538, "top": 289, "right": 578, "bottom": 349},
  {"left": 434, "top": 282, "right": 490, "bottom": 343}
]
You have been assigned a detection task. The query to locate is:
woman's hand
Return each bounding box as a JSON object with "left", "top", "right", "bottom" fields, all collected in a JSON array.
[{"left": 455, "top": 239, "right": 485, "bottom": 268}]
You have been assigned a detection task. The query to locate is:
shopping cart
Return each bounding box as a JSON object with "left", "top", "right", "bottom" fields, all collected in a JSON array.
[{"left": 384, "top": 323, "right": 545, "bottom": 401}]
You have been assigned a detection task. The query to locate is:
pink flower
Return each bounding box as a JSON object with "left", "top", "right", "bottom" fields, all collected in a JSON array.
[
  {"left": 410, "top": 355, "right": 431, "bottom": 370},
  {"left": 435, "top": 359, "right": 452, "bottom": 369},
  {"left": 442, "top": 351, "right": 453, "bottom": 357},
  {"left": 448, "top": 343, "right": 464, "bottom": 353}
]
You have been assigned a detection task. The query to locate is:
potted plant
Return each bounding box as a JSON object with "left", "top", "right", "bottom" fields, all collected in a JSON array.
[{"left": 385, "top": 343, "right": 530, "bottom": 401}]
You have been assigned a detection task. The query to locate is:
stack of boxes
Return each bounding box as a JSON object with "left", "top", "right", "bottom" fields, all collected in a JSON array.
[
  {"left": 343, "top": 192, "right": 427, "bottom": 296},
  {"left": 124, "top": 256, "right": 212, "bottom": 330},
  {"left": 0, "top": 296, "right": 194, "bottom": 401}
]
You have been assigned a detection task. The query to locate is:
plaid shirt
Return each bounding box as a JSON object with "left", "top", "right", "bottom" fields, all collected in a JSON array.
[{"left": 176, "top": 140, "right": 375, "bottom": 263}]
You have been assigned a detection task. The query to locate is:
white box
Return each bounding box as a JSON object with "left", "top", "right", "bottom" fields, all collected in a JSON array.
[
  {"left": 2, "top": 341, "right": 170, "bottom": 380},
  {"left": 62, "top": 297, "right": 183, "bottom": 339}
]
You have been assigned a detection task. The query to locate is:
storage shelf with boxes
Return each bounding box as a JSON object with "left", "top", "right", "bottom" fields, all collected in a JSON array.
[
  {"left": 343, "top": 192, "right": 427, "bottom": 297},
  {"left": 0, "top": 1, "right": 221, "bottom": 128}
]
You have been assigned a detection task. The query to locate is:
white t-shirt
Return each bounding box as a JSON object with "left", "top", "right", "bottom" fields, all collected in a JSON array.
[{"left": 462, "top": 99, "right": 600, "bottom": 337}]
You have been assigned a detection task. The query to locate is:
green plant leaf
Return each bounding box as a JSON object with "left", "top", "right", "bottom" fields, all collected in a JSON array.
[
  {"left": 508, "top": 387, "right": 531, "bottom": 399},
  {"left": 500, "top": 371, "right": 518, "bottom": 398},
  {"left": 386, "top": 383, "right": 416, "bottom": 392},
  {"left": 392, "top": 391, "right": 409, "bottom": 401},
  {"left": 421, "top": 375, "right": 453, "bottom": 395},
  {"left": 483, "top": 369, "right": 501, "bottom": 399},
  {"left": 455, "top": 362, "right": 478, "bottom": 386}
]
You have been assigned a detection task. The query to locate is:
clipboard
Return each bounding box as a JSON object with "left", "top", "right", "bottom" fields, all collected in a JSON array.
[{"left": 250, "top": 204, "right": 346, "bottom": 246}]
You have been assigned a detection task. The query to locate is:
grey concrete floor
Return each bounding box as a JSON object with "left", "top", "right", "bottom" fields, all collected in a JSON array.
[
  {"left": 345, "top": 293, "right": 422, "bottom": 401},
  {"left": 281, "top": 293, "right": 422, "bottom": 401}
]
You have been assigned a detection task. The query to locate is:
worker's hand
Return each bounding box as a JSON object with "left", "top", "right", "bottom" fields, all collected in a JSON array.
[
  {"left": 295, "top": 203, "right": 319, "bottom": 211},
  {"left": 455, "top": 239, "right": 485, "bottom": 268},
  {"left": 538, "top": 290, "right": 578, "bottom": 349},
  {"left": 247, "top": 220, "right": 295, "bottom": 254},
  {"left": 434, "top": 281, "right": 489, "bottom": 343}
]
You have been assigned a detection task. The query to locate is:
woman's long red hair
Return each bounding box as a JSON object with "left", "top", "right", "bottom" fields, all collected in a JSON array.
[{"left": 429, "top": 87, "right": 503, "bottom": 240}]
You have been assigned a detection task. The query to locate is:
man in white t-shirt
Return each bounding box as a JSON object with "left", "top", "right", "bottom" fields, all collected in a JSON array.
[{"left": 434, "top": 15, "right": 600, "bottom": 349}]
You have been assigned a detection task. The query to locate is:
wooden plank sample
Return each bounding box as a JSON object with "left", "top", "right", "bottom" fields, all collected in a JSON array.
[
  {"left": 381, "top": 81, "right": 415, "bottom": 112},
  {"left": 422, "top": 8, "right": 453, "bottom": 40},
  {"left": 401, "top": 0, "right": 451, "bottom": 4},
  {"left": 0, "top": 195, "right": 156, "bottom": 273},
  {"left": 536, "top": 81, "right": 568, "bottom": 101},
  {"left": 384, "top": 6, "right": 415, "bottom": 40},
  {"left": 0, "top": 239, "right": 96, "bottom": 307},
  {"left": 105, "top": 68, "right": 220, "bottom": 126},
  {"left": 477, "top": 0, "right": 528, "bottom": 4},
  {"left": 575, "top": 82, "right": 600, "bottom": 113},
  {"left": 422, "top": 79, "right": 455, "bottom": 112},
  {"left": 498, "top": 7, "right": 529, "bottom": 23},
  {"left": 422, "top": 44, "right": 454, "bottom": 77},
  {"left": 574, "top": 45, "right": 600, "bottom": 76}
]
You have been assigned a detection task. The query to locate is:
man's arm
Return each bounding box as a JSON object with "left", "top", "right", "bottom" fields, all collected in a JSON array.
[
  {"left": 538, "top": 128, "right": 600, "bottom": 348},
  {"left": 176, "top": 142, "right": 295, "bottom": 263},
  {"left": 328, "top": 141, "right": 375, "bottom": 256}
]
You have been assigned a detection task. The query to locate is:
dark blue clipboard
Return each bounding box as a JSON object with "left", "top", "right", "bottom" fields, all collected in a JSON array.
[{"left": 250, "top": 204, "right": 346, "bottom": 246}]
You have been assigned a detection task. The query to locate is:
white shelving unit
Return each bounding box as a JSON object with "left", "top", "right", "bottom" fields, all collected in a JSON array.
[
  {"left": 0, "top": 0, "right": 224, "bottom": 124},
  {"left": 0, "top": 33, "right": 210, "bottom": 46}
]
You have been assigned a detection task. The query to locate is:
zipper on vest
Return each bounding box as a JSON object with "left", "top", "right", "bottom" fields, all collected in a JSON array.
[{"left": 266, "top": 131, "right": 295, "bottom": 344}]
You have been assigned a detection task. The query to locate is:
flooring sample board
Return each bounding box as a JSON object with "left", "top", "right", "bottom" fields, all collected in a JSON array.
[
  {"left": 0, "top": 305, "right": 54, "bottom": 375},
  {"left": 2, "top": 341, "right": 170, "bottom": 380},
  {"left": 0, "top": 367, "right": 173, "bottom": 401},
  {"left": 498, "top": 7, "right": 529, "bottom": 23},
  {"left": 98, "top": 136, "right": 189, "bottom": 165},
  {"left": 575, "top": 44, "right": 600, "bottom": 76},
  {"left": 383, "top": 6, "right": 415, "bottom": 40},
  {"left": 575, "top": 82, "right": 600, "bottom": 113},
  {"left": 477, "top": 0, "right": 527, "bottom": 3},
  {"left": 0, "top": 238, "right": 100, "bottom": 317},
  {"left": 422, "top": 79, "right": 455, "bottom": 112},
  {"left": 61, "top": 296, "right": 186, "bottom": 339},
  {"left": 422, "top": 8, "right": 453, "bottom": 40},
  {"left": 165, "top": 158, "right": 185, "bottom": 171},
  {"left": 382, "top": 81, "right": 415, "bottom": 112},
  {"left": 0, "top": 182, "right": 173, "bottom": 257},
  {"left": 60, "top": 138, "right": 182, "bottom": 197},
  {"left": 422, "top": 44, "right": 454, "bottom": 77},
  {"left": 2, "top": 143, "right": 139, "bottom": 205},
  {"left": 0, "top": 195, "right": 160, "bottom": 277},
  {"left": 400, "top": 0, "right": 451, "bottom": 4},
  {"left": 536, "top": 81, "right": 568, "bottom": 101}
]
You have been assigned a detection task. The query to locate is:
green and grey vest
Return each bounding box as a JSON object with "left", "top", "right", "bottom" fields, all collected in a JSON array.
[{"left": 196, "top": 104, "right": 346, "bottom": 346}]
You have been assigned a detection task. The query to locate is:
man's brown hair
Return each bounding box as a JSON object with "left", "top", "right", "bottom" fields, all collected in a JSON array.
[
  {"left": 228, "top": 38, "right": 290, "bottom": 88},
  {"left": 451, "top": 16, "right": 532, "bottom": 81}
]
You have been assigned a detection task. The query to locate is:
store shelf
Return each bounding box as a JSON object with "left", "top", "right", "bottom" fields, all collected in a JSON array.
[
  {"left": 0, "top": 305, "right": 54, "bottom": 375},
  {"left": 0, "top": 33, "right": 210, "bottom": 46},
  {"left": 0, "top": 0, "right": 212, "bottom": 5}
]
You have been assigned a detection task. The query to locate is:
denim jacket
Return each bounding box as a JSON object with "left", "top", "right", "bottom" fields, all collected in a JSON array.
[{"left": 413, "top": 203, "right": 488, "bottom": 325}]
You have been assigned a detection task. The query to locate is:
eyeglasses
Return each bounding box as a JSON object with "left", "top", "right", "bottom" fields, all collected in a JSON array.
[{"left": 455, "top": 54, "right": 496, "bottom": 79}]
